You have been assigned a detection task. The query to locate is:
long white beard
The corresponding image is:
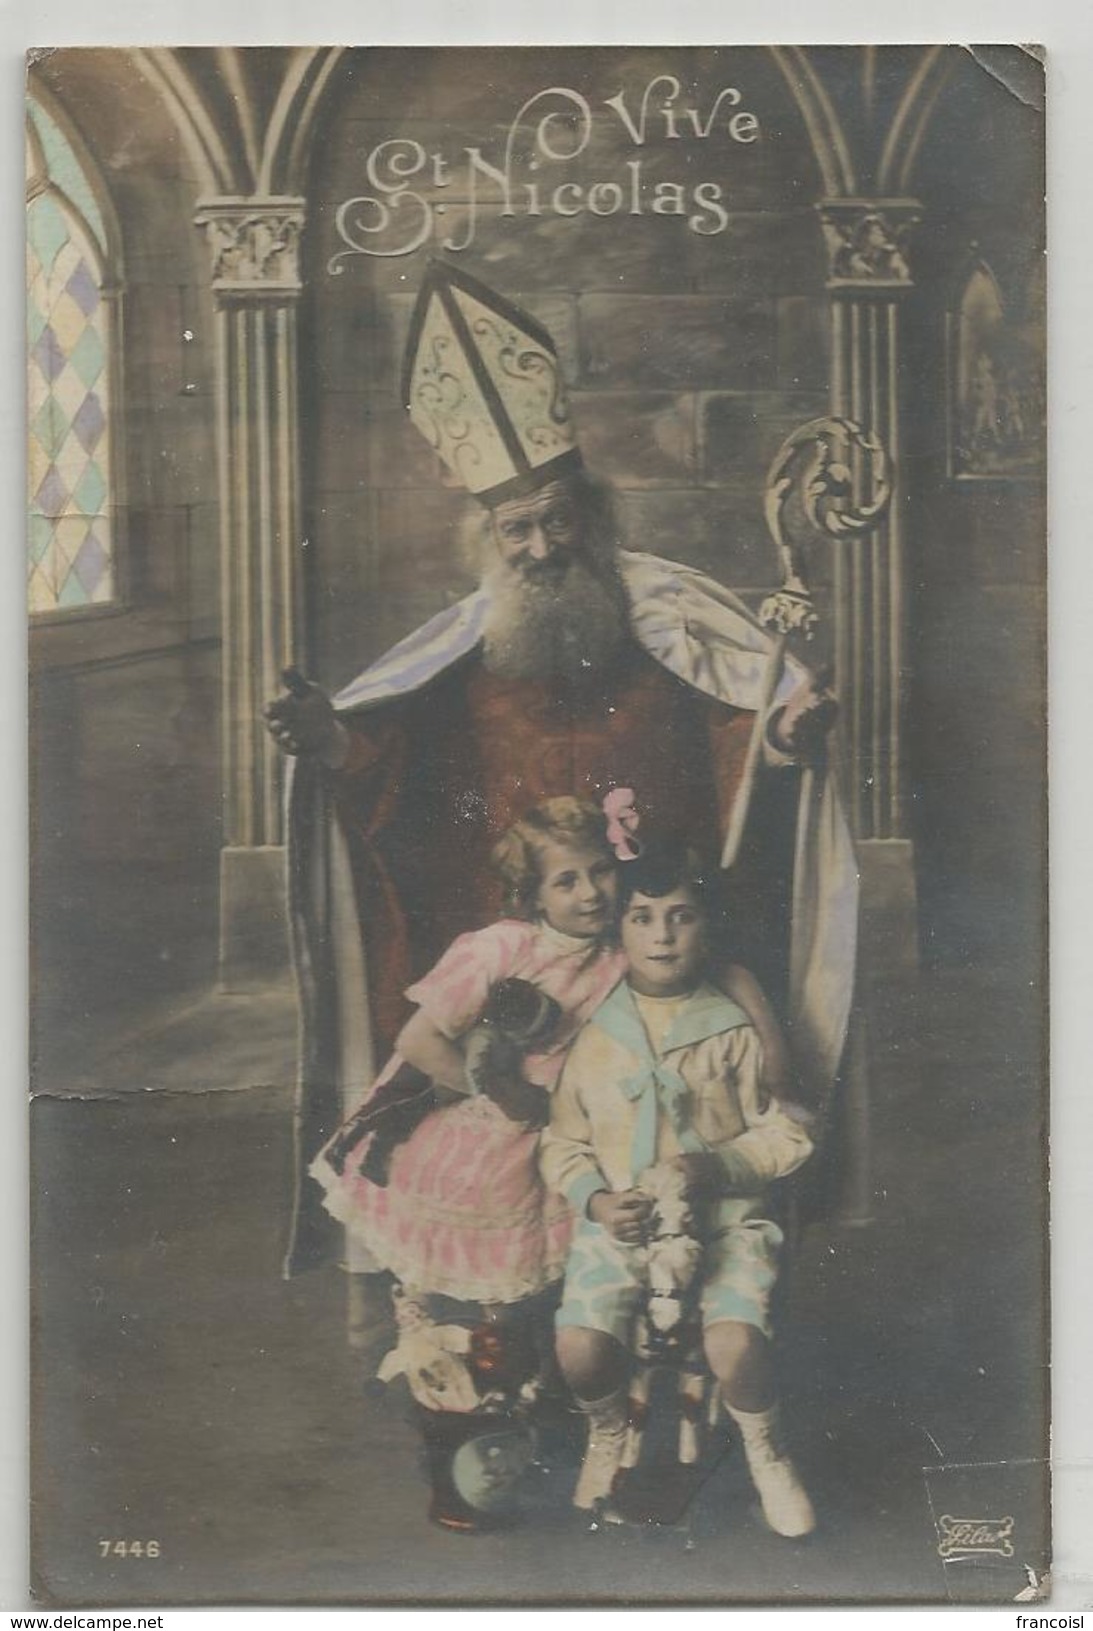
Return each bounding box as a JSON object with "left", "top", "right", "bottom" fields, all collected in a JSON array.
[{"left": 480, "top": 555, "right": 631, "bottom": 684}]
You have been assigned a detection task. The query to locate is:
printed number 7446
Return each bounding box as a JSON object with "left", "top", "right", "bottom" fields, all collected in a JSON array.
[{"left": 98, "top": 1540, "right": 161, "bottom": 1558}]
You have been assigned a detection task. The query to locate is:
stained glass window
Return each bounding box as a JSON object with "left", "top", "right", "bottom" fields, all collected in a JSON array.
[{"left": 27, "top": 97, "right": 116, "bottom": 616}]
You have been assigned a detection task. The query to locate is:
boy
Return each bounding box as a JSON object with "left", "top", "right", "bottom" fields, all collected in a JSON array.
[{"left": 540, "top": 846, "right": 816, "bottom": 1536}]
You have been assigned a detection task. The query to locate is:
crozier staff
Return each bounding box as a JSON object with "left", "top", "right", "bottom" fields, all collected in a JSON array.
[{"left": 266, "top": 260, "right": 856, "bottom": 1287}]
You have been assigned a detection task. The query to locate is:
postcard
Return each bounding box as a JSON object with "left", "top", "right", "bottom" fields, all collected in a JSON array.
[{"left": 28, "top": 43, "right": 1047, "bottom": 1606}]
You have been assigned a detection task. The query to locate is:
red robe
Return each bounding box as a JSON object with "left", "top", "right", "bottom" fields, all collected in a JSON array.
[
  {"left": 284, "top": 552, "right": 855, "bottom": 1273},
  {"left": 331, "top": 644, "right": 784, "bottom": 1058}
]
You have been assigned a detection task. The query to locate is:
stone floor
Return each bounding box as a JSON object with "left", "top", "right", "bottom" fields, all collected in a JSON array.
[{"left": 29, "top": 969, "right": 1050, "bottom": 1607}]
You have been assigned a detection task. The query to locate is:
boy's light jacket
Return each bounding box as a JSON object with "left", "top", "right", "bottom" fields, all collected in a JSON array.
[{"left": 540, "top": 980, "right": 814, "bottom": 1225}]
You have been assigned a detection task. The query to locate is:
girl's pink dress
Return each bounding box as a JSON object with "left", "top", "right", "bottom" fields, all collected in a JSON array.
[{"left": 310, "top": 920, "right": 625, "bottom": 1304}]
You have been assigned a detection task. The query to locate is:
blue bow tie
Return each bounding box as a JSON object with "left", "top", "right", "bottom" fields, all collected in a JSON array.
[
  {"left": 589, "top": 980, "right": 736, "bottom": 1182},
  {"left": 620, "top": 1061, "right": 697, "bottom": 1180}
]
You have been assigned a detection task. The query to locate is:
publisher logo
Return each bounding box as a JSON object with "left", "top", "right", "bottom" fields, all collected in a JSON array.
[{"left": 937, "top": 1514, "right": 1015, "bottom": 1559}]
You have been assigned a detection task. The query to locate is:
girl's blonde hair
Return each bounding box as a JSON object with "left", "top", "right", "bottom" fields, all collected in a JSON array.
[{"left": 491, "top": 796, "right": 611, "bottom": 919}]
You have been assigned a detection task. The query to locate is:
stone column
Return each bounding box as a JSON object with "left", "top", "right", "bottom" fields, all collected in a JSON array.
[
  {"left": 818, "top": 198, "right": 922, "bottom": 978},
  {"left": 194, "top": 197, "right": 306, "bottom": 988}
]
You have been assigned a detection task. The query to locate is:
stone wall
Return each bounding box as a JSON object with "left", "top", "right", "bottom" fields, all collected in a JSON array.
[{"left": 302, "top": 46, "right": 830, "bottom": 685}]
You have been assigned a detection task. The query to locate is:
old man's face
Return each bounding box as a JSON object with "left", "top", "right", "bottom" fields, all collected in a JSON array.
[
  {"left": 478, "top": 472, "right": 629, "bottom": 683},
  {"left": 490, "top": 480, "right": 585, "bottom": 582}
]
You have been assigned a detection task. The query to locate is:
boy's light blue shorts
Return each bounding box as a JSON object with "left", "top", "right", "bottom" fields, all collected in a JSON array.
[{"left": 556, "top": 1215, "right": 784, "bottom": 1342}]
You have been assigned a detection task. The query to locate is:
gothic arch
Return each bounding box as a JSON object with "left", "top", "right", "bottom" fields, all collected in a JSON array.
[
  {"left": 877, "top": 46, "right": 956, "bottom": 196},
  {"left": 766, "top": 45, "right": 857, "bottom": 198},
  {"left": 131, "top": 45, "right": 922, "bottom": 217},
  {"left": 26, "top": 72, "right": 125, "bottom": 280},
  {"left": 131, "top": 47, "right": 346, "bottom": 199},
  {"left": 763, "top": 45, "right": 962, "bottom": 205}
]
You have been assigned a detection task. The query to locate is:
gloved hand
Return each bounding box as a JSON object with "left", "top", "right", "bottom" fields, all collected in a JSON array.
[
  {"left": 767, "top": 669, "right": 838, "bottom": 763},
  {"left": 263, "top": 669, "right": 350, "bottom": 768}
]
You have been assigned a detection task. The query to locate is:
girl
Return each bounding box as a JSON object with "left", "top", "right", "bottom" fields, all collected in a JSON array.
[{"left": 309, "top": 795, "right": 627, "bottom": 1307}]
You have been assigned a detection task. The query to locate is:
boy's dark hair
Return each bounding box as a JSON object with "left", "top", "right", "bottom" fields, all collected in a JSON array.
[{"left": 615, "top": 842, "right": 712, "bottom": 916}]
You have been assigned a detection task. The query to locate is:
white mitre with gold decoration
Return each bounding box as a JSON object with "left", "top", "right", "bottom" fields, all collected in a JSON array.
[{"left": 401, "top": 260, "right": 581, "bottom": 506}]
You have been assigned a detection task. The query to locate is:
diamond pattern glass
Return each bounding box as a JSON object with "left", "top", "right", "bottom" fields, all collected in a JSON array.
[{"left": 27, "top": 188, "right": 113, "bottom": 614}]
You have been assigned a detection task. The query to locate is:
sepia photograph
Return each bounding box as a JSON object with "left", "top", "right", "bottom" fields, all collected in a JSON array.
[{"left": 27, "top": 43, "right": 1048, "bottom": 1606}]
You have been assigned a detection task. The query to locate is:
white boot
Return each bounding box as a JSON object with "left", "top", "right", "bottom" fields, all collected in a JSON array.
[
  {"left": 573, "top": 1388, "right": 630, "bottom": 1509},
  {"left": 727, "top": 1403, "right": 816, "bottom": 1538}
]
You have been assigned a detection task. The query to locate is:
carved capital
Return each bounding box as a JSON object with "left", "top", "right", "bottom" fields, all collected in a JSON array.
[
  {"left": 817, "top": 199, "right": 922, "bottom": 290},
  {"left": 194, "top": 197, "right": 306, "bottom": 298}
]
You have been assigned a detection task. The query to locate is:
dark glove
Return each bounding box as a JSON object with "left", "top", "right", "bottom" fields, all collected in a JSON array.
[{"left": 322, "top": 1063, "right": 437, "bottom": 1187}]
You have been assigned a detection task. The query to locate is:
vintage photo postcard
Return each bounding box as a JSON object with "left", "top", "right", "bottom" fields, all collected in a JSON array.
[{"left": 28, "top": 44, "right": 1047, "bottom": 1606}]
